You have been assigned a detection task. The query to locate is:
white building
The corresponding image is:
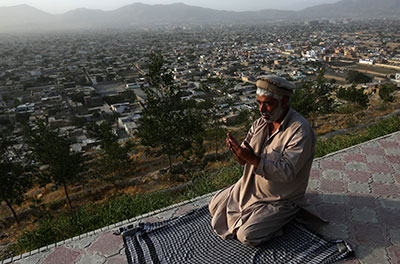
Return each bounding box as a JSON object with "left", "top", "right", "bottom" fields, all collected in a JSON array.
[
  {"left": 359, "top": 59, "right": 375, "bottom": 65},
  {"left": 126, "top": 83, "right": 141, "bottom": 89},
  {"left": 117, "top": 113, "right": 141, "bottom": 136},
  {"left": 16, "top": 103, "right": 35, "bottom": 113},
  {"left": 110, "top": 102, "right": 130, "bottom": 114}
]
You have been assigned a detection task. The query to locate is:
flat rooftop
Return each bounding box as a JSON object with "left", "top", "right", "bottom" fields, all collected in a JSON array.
[{"left": 3, "top": 131, "right": 400, "bottom": 264}]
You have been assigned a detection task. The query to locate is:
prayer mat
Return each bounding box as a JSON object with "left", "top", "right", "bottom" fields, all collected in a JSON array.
[{"left": 119, "top": 206, "right": 353, "bottom": 264}]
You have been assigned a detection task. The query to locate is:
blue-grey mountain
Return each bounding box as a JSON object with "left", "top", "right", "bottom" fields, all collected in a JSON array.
[{"left": 0, "top": 0, "right": 399, "bottom": 33}]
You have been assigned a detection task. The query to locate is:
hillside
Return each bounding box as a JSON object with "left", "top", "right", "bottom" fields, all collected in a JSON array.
[{"left": 300, "top": 0, "right": 400, "bottom": 18}]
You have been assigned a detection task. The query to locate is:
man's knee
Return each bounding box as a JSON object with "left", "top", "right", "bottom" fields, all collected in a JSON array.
[
  {"left": 208, "top": 187, "right": 232, "bottom": 217},
  {"left": 236, "top": 225, "right": 277, "bottom": 246},
  {"left": 208, "top": 193, "right": 222, "bottom": 217},
  {"left": 208, "top": 202, "right": 216, "bottom": 217}
]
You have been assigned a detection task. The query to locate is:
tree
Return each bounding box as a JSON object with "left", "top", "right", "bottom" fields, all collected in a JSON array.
[
  {"left": 291, "top": 68, "right": 336, "bottom": 118},
  {"left": 199, "top": 84, "right": 227, "bottom": 160},
  {"left": 96, "top": 75, "right": 104, "bottom": 82},
  {"left": 136, "top": 52, "right": 204, "bottom": 171},
  {"left": 27, "top": 121, "right": 84, "bottom": 208},
  {"left": 0, "top": 138, "right": 32, "bottom": 224},
  {"left": 70, "top": 92, "right": 86, "bottom": 104},
  {"left": 336, "top": 84, "right": 369, "bottom": 108},
  {"left": 346, "top": 70, "right": 372, "bottom": 84},
  {"left": 313, "top": 69, "right": 336, "bottom": 114},
  {"left": 207, "top": 111, "right": 226, "bottom": 160},
  {"left": 76, "top": 76, "right": 90, "bottom": 86},
  {"left": 120, "top": 89, "right": 136, "bottom": 103},
  {"left": 290, "top": 84, "right": 316, "bottom": 118},
  {"left": 105, "top": 73, "right": 115, "bottom": 81},
  {"left": 379, "top": 84, "right": 396, "bottom": 102},
  {"left": 71, "top": 116, "right": 86, "bottom": 127},
  {"left": 86, "top": 122, "right": 133, "bottom": 186}
]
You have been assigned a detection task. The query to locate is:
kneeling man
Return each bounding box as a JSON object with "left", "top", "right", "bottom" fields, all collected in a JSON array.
[{"left": 209, "top": 75, "right": 316, "bottom": 246}]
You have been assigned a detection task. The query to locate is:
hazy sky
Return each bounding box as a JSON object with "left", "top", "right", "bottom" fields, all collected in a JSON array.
[{"left": 0, "top": 0, "right": 339, "bottom": 14}]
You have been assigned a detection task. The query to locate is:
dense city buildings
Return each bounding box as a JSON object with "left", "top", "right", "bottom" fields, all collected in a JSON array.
[{"left": 0, "top": 19, "right": 399, "bottom": 163}]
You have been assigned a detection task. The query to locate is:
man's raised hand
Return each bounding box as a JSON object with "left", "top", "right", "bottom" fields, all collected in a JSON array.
[
  {"left": 226, "top": 133, "right": 260, "bottom": 168},
  {"left": 226, "top": 133, "right": 244, "bottom": 165}
]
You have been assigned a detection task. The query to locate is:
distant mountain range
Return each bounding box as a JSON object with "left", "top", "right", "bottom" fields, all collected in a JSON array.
[{"left": 1, "top": 0, "right": 400, "bottom": 33}]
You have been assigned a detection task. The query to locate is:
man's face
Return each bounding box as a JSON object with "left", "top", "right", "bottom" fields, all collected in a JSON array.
[{"left": 256, "top": 95, "right": 283, "bottom": 123}]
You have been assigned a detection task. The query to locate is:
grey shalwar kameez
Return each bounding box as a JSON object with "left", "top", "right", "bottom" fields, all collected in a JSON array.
[{"left": 209, "top": 108, "right": 316, "bottom": 245}]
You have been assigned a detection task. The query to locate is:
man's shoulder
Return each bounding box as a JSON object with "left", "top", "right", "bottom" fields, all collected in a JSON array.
[{"left": 286, "top": 109, "right": 314, "bottom": 134}]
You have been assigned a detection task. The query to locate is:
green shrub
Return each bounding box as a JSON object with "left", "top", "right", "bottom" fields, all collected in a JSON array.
[
  {"left": 336, "top": 85, "right": 369, "bottom": 107},
  {"left": 379, "top": 84, "right": 396, "bottom": 102},
  {"left": 346, "top": 70, "right": 372, "bottom": 84}
]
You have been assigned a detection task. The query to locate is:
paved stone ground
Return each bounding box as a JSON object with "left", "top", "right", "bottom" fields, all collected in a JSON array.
[{"left": 3, "top": 131, "right": 400, "bottom": 264}]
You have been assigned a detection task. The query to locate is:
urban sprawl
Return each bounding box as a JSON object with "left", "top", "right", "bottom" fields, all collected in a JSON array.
[{"left": 1, "top": 19, "right": 400, "bottom": 159}]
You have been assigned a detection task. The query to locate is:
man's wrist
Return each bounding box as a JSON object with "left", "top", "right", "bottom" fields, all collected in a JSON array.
[{"left": 250, "top": 155, "right": 260, "bottom": 168}]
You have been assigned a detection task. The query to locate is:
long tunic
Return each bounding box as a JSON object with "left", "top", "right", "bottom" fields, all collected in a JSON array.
[{"left": 209, "top": 108, "right": 317, "bottom": 244}]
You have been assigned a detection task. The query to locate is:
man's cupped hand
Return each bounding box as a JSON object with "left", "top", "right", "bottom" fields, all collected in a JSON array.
[{"left": 226, "top": 133, "right": 260, "bottom": 168}]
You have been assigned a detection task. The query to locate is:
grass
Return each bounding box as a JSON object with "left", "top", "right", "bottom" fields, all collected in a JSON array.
[
  {"left": 315, "top": 115, "right": 400, "bottom": 157},
  {"left": 336, "top": 103, "right": 365, "bottom": 114},
  {"left": 10, "top": 114, "right": 400, "bottom": 256},
  {"left": 12, "top": 164, "right": 243, "bottom": 254}
]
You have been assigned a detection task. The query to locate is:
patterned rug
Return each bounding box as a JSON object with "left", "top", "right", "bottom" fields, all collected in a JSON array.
[{"left": 120, "top": 206, "right": 353, "bottom": 264}]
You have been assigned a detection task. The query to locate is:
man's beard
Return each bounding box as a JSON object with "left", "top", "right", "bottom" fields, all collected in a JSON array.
[{"left": 261, "top": 101, "right": 283, "bottom": 123}]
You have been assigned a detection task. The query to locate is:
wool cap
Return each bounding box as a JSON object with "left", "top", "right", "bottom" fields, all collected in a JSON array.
[{"left": 256, "top": 75, "right": 295, "bottom": 97}]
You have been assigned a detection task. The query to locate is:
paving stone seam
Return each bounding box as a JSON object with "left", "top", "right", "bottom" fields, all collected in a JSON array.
[
  {"left": 47, "top": 243, "right": 55, "bottom": 250},
  {"left": 386, "top": 247, "right": 393, "bottom": 264},
  {"left": 104, "top": 251, "right": 120, "bottom": 259},
  {"left": 119, "top": 247, "right": 125, "bottom": 254},
  {"left": 171, "top": 208, "right": 179, "bottom": 218},
  {"left": 2, "top": 258, "right": 11, "bottom": 264},
  {"left": 20, "top": 252, "right": 30, "bottom": 259},
  {"left": 389, "top": 163, "right": 398, "bottom": 185},
  {"left": 367, "top": 176, "right": 374, "bottom": 194},
  {"left": 39, "top": 246, "right": 47, "bottom": 253},
  {"left": 11, "top": 255, "right": 21, "bottom": 262},
  {"left": 384, "top": 246, "right": 393, "bottom": 263},
  {"left": 386, "top": 233, "right": 395, "bottom": 247}
]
